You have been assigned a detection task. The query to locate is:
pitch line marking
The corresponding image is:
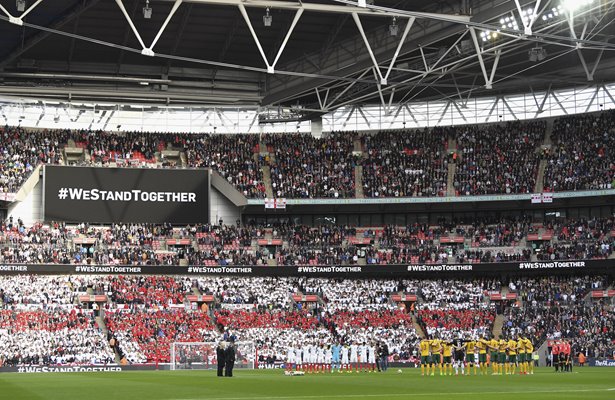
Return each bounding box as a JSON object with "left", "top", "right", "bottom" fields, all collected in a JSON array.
[{"left": 173, "top": 388, "right": 615, "bottom": 400}]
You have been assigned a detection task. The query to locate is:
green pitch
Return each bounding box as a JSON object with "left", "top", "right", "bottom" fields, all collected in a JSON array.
[{"left": 1, "top": 368, "right": 613, "bottom": 400}]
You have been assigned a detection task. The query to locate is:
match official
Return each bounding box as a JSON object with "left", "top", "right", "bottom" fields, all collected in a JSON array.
[{"left": 216, "top": 342, "right": 226, "bottom": 377}]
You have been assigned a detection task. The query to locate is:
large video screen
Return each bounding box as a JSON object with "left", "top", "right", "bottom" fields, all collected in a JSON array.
[{"left": 44, "top": 166, "right": 209, "bottom": 224}]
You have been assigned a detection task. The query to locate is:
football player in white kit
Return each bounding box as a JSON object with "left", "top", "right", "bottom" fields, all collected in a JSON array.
[
  {"left": 325, "top": 345, "right": 333, "bottom": 373},
  {"left": 359, "top": 343, "right": 368, "bottom": 372},
  {"left": 368, "top": 342, "right": 377, "bottom": 372},
  {"left": 341, "top": 343, "right": 350, "bottom": 373},
  {"left": 302, "top": 343, "right": 310, "bottom": 373},
  {"left": 286, "top": 345, "right": 296, "bottom": 372},
  {"left": 316, "top": 344, "right": 326, "bottom": 373},
  {"left": 350, "top": 342, "right": 359, "bottom": 372},
  {"left": 310, "top": 343, "right": 319, "bottom": 373},
  {"left": 295, "top": 346, "right": 303, "bottom": 372}
]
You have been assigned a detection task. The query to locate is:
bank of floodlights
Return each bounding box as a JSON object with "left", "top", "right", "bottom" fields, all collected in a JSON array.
[{"left": 480, "top": 30, "right": 499, "bottom": 42}]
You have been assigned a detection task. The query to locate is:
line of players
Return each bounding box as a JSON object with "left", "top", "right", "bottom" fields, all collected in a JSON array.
[
  {"left": 285, "top": 342, "right": 382, "bottom": 373},
  {"left": 418, "top": 334, "right": 535, "bottom": 376},
  {"left": 551, "top": 339, "right": 573, "bottom": 373}
]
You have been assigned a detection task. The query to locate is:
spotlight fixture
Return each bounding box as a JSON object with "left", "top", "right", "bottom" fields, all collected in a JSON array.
[
  {"left": 389, "top": 17, "right": 399, "bottom": 37},
  {"left": 542, "top": 6, "right": 563, "bottom": 20},
  {"left": 143, "top": 0, "right": 152, "bottom": 19},
  {"left": 500, "top": 14, "right": 519, "bottom": 30},
  {"left": 16, "top": 0, "right": 25, "bottom": 12},
  {"left": 528, "top": 46, "right": 546, "bottom": 62},
  {"left": 479, "top": 30, "right": 499, "bottom": 42},
  {"left": 263, "top": 7, "right": 272, "bottom": 27}
]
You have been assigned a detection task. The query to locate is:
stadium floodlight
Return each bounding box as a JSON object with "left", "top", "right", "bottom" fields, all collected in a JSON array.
[
  {"left": 143, "top": 0, "right": 152, "bottom": 19},
  {"left": 480, "top": 30, "right": 498, "bottom": 42},
  {"left": 541, "top": 5, "right": 563, "bottom": 21},
  {"left": 500, "top": 14, "right": 519, "bottom": 31},
  {"left": 389, "top": 17, "right": 398, "bottom": 37},
  {"left": 16, "top": 0, "right": 25, "bottom": 12},
  {"left": 562, "top": 0, "right": 594, "bottom": 12},
  {"left": 263, "top": 8, "right": 272, "bottom": 27}
]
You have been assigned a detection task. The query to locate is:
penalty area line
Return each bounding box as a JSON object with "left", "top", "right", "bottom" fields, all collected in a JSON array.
[{"left": 173, "top": 387, "right": 615, "bottom": 400}]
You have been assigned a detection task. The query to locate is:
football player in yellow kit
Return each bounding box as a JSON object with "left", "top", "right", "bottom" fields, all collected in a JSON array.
[
  {"left": 517, "top": 334, "right": 526, "bottom": 375},
  {"left": 522, "top": 335, "right": 534, "bottom": 375},
  {"left": 419, "top": 338, "right": 431, "bottom": 376},
  {"left": 477, "top": 336, "right": 489, "bottom": 375},
  {"left": 506, "top": 337, "right": 518, "bottom": 375},
  {"left": 465, "top": 339, "right": 477, "bottom": 375},
  {"left": 498, "top": 335, "right": 508, "bottom": 375},
  {"left": 430, "top": 337, "right": 443, "bottom": 376},
  {"left": 488, "top": 335, "right": 499, "bottom": 375}
]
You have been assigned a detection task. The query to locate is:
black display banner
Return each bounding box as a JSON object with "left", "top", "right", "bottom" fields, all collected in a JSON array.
[
  {"left": 0, "top": 259, "right": 612, "bottom": 277},
  {"left": 43, "top": 166, "right": 209, "bottom": 224},
  {"left": 0, "top": 365, "right": 159, "bottom": 373}
]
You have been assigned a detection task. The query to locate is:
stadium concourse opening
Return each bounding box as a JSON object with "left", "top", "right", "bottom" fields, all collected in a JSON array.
[{"left": 0, "top": 0, "right": 614, "bottom": 398}]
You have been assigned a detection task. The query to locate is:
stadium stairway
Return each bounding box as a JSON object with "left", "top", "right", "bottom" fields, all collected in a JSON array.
[
  {"left": 534, "top": 118, "right": 554, "bottom": 193},
  {"left": 543, "top": 118, "right": 554, "bottom": 146},
  {"left": 446, "top": 163, "right": 456, "bottom": 196},
  {"left": 262, "top": 166, "right": 274, "bottom": 199},
  {"left": 535, "top": 339, "right": 550, "bottom": 367},
  {"left": 11, "top": 164, "right": 42, "bottom": 203},
  {"left": 96, "top": 311, "right": 122, "bottom": 364},
  {"left": 491, "top": 314, "right": 505, "bottom": 338},
  {"left": 354, "top": 166, "right": 364, "bottom": 198},
  {"left": 353, "top": 137, "right": 363, "bottom": 153},
  {"left": 411, "top": 314, "right": 426, "bottom": 339},
  {"left": 446, "top": 137, "right": 457, "bottom": 196},
  {"left": 534, "top": 160, "right": 547, "bottom": 193}
]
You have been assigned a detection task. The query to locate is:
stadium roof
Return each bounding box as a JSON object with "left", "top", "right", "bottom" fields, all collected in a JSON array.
[{"left": 0, "top": 0, "right": 614, "bottom": 120}]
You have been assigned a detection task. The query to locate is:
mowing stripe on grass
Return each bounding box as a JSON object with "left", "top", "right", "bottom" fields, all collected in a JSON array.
[{"left": 173, "top": 387, "right": 615, "bottom": 400}]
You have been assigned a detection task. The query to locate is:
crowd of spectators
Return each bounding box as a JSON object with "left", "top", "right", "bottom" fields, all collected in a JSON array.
[
  {"left": 266, "top": 133, "right": 357, "bottom": 198},
  {"left": 416, "top": 279, "right": 497, "bottom": 340},
  {"left": 105, "top": 309, "right": 217, "bottom": 364},
  {"left": 197, "top": 277, "right": 293, "bottom": 310},
  {"left": 1, "top": 217, "right": 613, "bottom": 266},
  {"left": 0, "top": 273, "right": 613, "bottom": 366},
  {"left": 184, "top": 134, "right": 265, "bottom": 198},
  {"left": 361, "top": 129, "right": 448, "bottom": 198},
  {"left": 0, "top": 308, "right": 114, "bottom": 366},
  {"left": 543, "top": 110, "right": 615, "bottom": 192},
  {"left": 454, "top": 121, "right": 545, "bottom": 195},
  {"left": 1, "top": 110, "right": 614, "bottom": 200},
  {"left": 0, "top": 127, "right": 67, "bottom": 194},
  {"left": 502, "top": 276, "right": 613, "bottom": 358}
]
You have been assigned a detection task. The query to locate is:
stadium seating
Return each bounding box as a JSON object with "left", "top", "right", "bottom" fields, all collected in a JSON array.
[
  {"left": 0, "top": 273, "right": 613, "bottom": 366},
  {"left": 1, "top": 218, "right": 613, "bottom": 266},
  {"left": 105, "top": 310, "right": 217, "bottom": 364},
  {"left": 2, "top": 111, "right": 615, "bottom": 199},
  {"left": 543, "top": 111, "right": 615, "bottom": 192}
]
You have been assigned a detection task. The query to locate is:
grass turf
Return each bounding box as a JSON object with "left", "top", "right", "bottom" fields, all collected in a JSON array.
[{"left": 0, "top": 367, "right": 613, "bottom": 400}]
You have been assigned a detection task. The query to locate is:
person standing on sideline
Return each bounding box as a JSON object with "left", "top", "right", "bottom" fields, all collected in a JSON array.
[
  {"left": 216, "top": 342, "right": 226, "bottom": 377},
  {"left": 379, "top": 342, "right": 389, "bottom": 372},
  {"left": 224, "top": 340, "right": 236, "bottom": 377}
]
